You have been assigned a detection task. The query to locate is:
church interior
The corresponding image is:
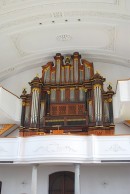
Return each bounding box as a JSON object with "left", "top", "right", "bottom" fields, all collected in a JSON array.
[{"left": 0, "top": 0, "right": 130, "bottom": 194}]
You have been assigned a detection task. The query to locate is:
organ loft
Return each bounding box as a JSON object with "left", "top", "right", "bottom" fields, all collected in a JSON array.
[{"left": 20, "top": 52, "right": 115, "bottom": 136}]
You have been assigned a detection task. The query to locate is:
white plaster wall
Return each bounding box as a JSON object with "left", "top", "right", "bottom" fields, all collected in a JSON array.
[
  {"left": 6, "top": 128, "right": 19, "bottom": 137},
  {"left": 94, "top": 62, "right": 130, "bottom": 91},
  {"left": 0, "top": 164, "right": 130, "bottom": 194},
  {"left": 0, "top": 87, "right": 21, "bottom": 124},
  {"left": 1, "top": 67, "right": 42, "bottom": 97},
  {"left": 80, "top": 165, "right": 130, "bottom": 194},
  {"left": 0, "top": 165, "right": 32, "bottom": 194},
  {"left": 115, "top": 123, "right": 130, "bottom": 135},
  {"left": 113, "top": 80, "right": 130, "bottom": 122},
  {"left": 1, "top": 62, "right": 130, "bottom": 97}
]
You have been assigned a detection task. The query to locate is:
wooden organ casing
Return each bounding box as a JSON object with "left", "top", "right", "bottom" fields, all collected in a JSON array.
[{"left": 20, "top": 52, "right": 115, "bottom": 136}]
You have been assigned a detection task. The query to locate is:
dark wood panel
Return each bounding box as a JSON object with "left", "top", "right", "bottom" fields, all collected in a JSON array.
[{"left": 50, "top": 103, "right": 85, "bottom": 116}]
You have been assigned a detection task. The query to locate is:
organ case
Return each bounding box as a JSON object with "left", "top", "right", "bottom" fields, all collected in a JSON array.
[{"left": 20, "top": 52, "right": 114, "bottom": 136}]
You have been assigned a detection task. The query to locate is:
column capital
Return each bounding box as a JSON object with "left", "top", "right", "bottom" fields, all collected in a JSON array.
[
  {"left": 74, "top": 163, "right": 80, "bottom": 166},
  {"left": 33, "top": 164, "right": 39, "bottom": 167}
]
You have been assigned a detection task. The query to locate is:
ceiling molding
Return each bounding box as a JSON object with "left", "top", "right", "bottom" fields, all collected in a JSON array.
[
  {"left": 0, "top": 10, "right": 130, "bottom": 34},
  {"left": 56, "top": 34, "right": 72, "bottom": 42},
  {"left": 0, "top": 0, "right": 121, "bottom": 11},
  {"left": 10, "top": 23, "right": 116, "bottom": 57}
]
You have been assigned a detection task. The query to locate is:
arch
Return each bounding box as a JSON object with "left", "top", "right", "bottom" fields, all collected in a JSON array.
[{"left": 49, "top": 171, "right": 74, "bottom": 194}]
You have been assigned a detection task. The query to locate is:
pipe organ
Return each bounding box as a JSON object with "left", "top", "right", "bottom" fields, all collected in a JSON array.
[{"left": 20, "top": 52, "right": 115, "bottom": 136}]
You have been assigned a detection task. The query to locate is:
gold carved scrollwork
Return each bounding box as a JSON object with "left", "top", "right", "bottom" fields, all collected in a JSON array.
[
  {"left": 22, "top": 102, "right": 26, "bottom": 106},
  {"left": 93, "top": 84, "right": 101, "bottom": 89},
  {"left": 32, "top": 88, "right": 40, "bottom": 93},
  {"left": 74, "top": 58, "right": 78, "bottom": 62},
  {"left": 57, "top": 59, "right": 60, "bottom": 63},
  {"left": 79, "top": 87, "right": 84, "bottom": 90},
  {"left": 108, "top": 98, "right": 112, "bottom": 102},
  {"left": 44, "top": 66, "right": 50, "bottom": 72},
  {"left": 47, "top": 91, "right": 51, "bottom": 94},
  {"left": 26, "top": 103, "right": 30, "bottom": 106},
  {"left": 65, "top": 56, "right": 71, "bottom": 64},
  {"left": 89, "top": 100, "right": 92, "bottom": 105},
  {"left": 85, "top": 64, "right": 90, "bottom": 69}
]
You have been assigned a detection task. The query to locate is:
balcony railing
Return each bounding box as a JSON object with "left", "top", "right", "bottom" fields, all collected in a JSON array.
[{"left": 0, "top": 124, "right": 15, "bottom": 135}]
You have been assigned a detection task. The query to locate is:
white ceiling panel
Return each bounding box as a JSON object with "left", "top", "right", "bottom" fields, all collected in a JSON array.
[
  {"left": 116, "top": 24, "right": 130, "bottom": 58},
  {"left": 125, "top": 0, "right": 130, "bottom": 11},
  {"left": 11, "top": 23, "right": 115, "bottom": 56},
  {"left": 0, "top": 34, "right": 20, "bottom": 69},
  {"left": 0, "top": 0, "right": 130, "bottom": 81}
]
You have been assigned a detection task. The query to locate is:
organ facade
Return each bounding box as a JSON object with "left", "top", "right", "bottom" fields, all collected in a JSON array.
[{"left": 20, "top": 52, "right": 114, "bottom": 136}]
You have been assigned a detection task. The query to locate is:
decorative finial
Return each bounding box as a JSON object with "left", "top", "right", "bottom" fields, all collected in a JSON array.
[
  {"left": 22, "top": 88, "right": 27, "bottom": 95},
  {"left": 65, "top": 56, "right": 71, "bottom": 64},
  {"left": 107, "top": 83, "right": 112, "bottom": 91},
  {"left": 36, "top": 74, "right": 39, "bottom": 78},
  {"left": 96, "top": 70, "right": 100, "bottom": 74}
]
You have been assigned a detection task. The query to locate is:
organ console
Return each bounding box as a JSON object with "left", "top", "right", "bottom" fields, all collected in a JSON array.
[{"left": 20, "top": 52, "right": 115, "bottom": 136}]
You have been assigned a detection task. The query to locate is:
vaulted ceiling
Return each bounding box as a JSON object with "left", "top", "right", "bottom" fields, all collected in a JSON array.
[{"left": 0, "top": 0, "right": 130, "bottom": 81}]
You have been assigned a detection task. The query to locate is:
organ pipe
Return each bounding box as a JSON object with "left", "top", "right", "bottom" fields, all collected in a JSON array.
[
  {"left": 104, "top": 100, "right": 109, "bottom": 122},
  {"left": 31, "top": 88, "right": 40, "bottom": 125},
  {"left": 108, "top": 98, "right": 114, "bottom": 124},
  {"left": 89, "top": 101, "right": 93, "bottom": 122},
  {"left": 21, "top": 101, "right": 26, "bottom": 127},
  {"left": 46, "top": 91, "right": 50, "bottom": 115},
  {"left": 107, "top": 84, "right": 114, "bottom": 124},
  {"left": 56, "top": 59, "right": 61, "bottom": 83},
  {"left": 25, "top": 103, "right": 30, "bottom": 126},
  {"left": 94, "top": 84, "right": 102, "bottom": 124},
  {"left": 84, "top": 89, "right": 88, "bottom": 111},
  {"left": 40, "top": 102, "right": 44, "bottom": 125},
  {"left": 74, "top": 59, "right": 79, "bottom": 82}
]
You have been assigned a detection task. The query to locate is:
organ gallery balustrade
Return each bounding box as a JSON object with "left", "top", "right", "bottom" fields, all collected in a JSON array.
[{"left": 20, "top": 52, "right": 114, "bottom": 137}]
